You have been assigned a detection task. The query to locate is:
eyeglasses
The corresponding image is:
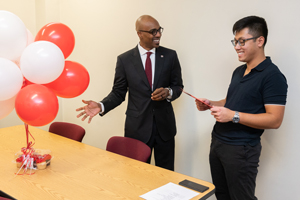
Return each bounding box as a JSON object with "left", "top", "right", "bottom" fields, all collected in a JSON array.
[
  {"left": 139, "top": 27, "right": 164, "bottom": 36},
  {"left": 231, "top": 36, "right": 260, "bottom": 47}
]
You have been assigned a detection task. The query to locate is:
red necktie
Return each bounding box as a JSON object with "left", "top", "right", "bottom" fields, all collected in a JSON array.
[{"left": 145, "top": 52, "right": 152, "bottom": 88}]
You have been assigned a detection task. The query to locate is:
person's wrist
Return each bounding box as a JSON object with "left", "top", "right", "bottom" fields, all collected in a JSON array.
[
  {"left": 232, "top": 111, "right": 240, "bottom": 123},
  {"left": 98, "top": 102, "right": 104, "bottom": 113},
  {"left": 165, "top": 87, "right": 172, "bottom": 97},
  {"left": 166, "top": 88, "right": 170, "bottom": 96}
]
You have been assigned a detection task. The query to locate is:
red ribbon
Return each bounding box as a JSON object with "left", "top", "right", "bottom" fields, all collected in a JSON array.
[
  {"left": 15, "top": 123, "right": 36, "bottom": 175},
  {"left": 24, "top": 123, "right": 35, "bottom": 150}
]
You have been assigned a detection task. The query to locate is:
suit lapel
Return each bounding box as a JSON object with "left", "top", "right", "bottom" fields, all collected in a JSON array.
[
  {"left": 153, "top": 47, "right": 164, "bottom": 90},
  {"left": 131, "top": 46, "right": 151, "bottom": 88}
]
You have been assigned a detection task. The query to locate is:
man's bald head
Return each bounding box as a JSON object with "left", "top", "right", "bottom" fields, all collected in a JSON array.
[
  {"left": 136, "top": 15, "right": 162, "bottom": 50},
  {"left": 135, "top": 15, "right": 159, "bottom": 31}
]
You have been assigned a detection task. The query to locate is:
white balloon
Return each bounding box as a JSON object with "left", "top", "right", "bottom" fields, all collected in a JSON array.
[
  {"left": 0, "top": 95, "right": 16, "bottom": 120},
  {"left": 20, "top": 41, "right": 65, "bottom": 84},
  {"left": 12, "top": 29, "right": 34, "bottom": 67},
  {"left": 0, "top": 58, "right": 23, "bottom": 101},
  {"left": 0, "top": 10, "right": 27, "bottom": 61},
  {"left": 26, "top": 29, "right": 34, "bottom": 46}
]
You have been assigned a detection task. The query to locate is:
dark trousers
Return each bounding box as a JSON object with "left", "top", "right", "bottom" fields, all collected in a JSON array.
[
  {"left": 146, "top": 119, "right": 175, "bottom": 171},
  {"left": 210, "top": 137, "right": 262, "bottom": 200}
]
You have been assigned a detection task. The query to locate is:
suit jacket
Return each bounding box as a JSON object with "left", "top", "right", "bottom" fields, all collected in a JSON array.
[{"left": 101, "top": 45, "right": 183, "bottom": 143}]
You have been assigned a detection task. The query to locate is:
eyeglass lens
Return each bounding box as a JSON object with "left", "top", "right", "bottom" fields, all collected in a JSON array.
[
  {"left": 231, "top": 39, "right": 245, "bottom": 46},
  {"left": 151, "top": 27, "right": 163, "bottom": 36}
]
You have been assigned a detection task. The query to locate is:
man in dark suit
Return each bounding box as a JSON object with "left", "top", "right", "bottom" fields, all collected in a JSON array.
[{"left": 76, "top": 15, "right": 183, "bottom": 171}]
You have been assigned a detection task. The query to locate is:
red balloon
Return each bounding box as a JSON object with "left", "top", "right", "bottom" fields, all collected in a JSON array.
[
  {"left": 15, "top": 84, "right": 59, "bottom": 127},
  {"left": 35, "top": 22, "right": 75, "bottom": 59},
  {"left": 44, "top": 60, "right": 90, "bottom": 98}
]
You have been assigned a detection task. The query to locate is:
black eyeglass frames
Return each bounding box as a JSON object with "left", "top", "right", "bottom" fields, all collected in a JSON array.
[
  {"left": 139, "top": 27, "right": 164, "bottom": 36},
  {"left": 231, "top": 36, "right": 260, "bottom": 47}
]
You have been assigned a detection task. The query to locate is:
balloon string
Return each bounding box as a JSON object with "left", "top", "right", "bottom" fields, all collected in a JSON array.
[
  {"left": 14, "top": 123, "right": 36, "bottom": 176},
  {"left": 24, "top": 123, "right": 35, "bottom": 149}
]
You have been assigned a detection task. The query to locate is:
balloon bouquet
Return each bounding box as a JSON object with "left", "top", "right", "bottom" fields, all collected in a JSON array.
[{"left": 0, "top": 10, "right": 90, "bottom": 174}]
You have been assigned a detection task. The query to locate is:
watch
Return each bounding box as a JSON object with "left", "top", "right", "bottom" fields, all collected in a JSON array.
[
  {"left": 232, "top": 111, "right": 240, "bottom": 123},
  {"left": 166, "top": 87, "right": 172, "bottom": 98}
]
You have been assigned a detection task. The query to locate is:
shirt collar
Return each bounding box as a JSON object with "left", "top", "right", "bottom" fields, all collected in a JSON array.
[
  {"left": 253, "top": 56, "right": 272, "bottom": 72},
  {"left": 138, "top": 43, "right": 156, "bottom": 56}
]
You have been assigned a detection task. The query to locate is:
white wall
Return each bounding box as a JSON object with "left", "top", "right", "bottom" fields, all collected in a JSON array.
[{"left": 1, "top": 0, "right": 299, "bottom": 199}]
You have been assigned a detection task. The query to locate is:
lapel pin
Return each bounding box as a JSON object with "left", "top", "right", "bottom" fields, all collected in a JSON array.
[{"left": 161, "top": 55, "right": 164, "bottom": 58}]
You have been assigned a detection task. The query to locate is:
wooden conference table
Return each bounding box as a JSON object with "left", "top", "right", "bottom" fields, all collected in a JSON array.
[{"left": 0, "top": 125, "right": 215, "bottom": 200}]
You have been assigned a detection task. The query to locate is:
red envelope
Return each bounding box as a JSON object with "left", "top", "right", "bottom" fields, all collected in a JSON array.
[{"left": 181, "top": 89, "right": 212, "bottom": 108}]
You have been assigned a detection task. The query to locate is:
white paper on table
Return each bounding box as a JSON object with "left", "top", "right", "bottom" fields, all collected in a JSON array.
[{"left": 140, "top": 182, "right": 199, "bottom": 200}]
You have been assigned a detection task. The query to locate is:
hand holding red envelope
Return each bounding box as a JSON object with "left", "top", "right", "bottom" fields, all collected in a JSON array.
[{"left": 181, "top": 89, "right": 212, "bottom": 108}]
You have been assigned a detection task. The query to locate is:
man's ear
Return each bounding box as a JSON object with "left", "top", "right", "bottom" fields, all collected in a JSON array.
[
  {"left": 257, "top": 36, "right": 265, "bottom": 47},
  {"left": 137, "top": 31, "right": 142, "bottom": 39}
]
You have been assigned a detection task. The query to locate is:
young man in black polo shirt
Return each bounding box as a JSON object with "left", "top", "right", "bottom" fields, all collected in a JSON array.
[{"left": 195, "top": 16, "right": 288, "bottom": 200}]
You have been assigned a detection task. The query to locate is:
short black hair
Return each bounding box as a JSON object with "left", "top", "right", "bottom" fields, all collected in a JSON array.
[{"left": 233, "top": 16, "right": 268, "bottom": 47}]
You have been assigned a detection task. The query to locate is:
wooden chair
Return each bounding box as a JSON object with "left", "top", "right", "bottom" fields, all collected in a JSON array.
[
  {"left": 49, "top": 122, "right": 85, "bottom": 142},
  {"left": 106, "top": 136, "right": 151, "bottom": 162}
]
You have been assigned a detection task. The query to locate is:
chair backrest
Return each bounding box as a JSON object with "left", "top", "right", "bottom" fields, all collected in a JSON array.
[
  {"left": 0, "top": 197, "right": 11, "bottom": 200},
  {"left": 49, "top": 122, "right": 85, "bottom": 142},
  {"left": 106, "top": 136, "right": 151, "bottom": 162}
]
